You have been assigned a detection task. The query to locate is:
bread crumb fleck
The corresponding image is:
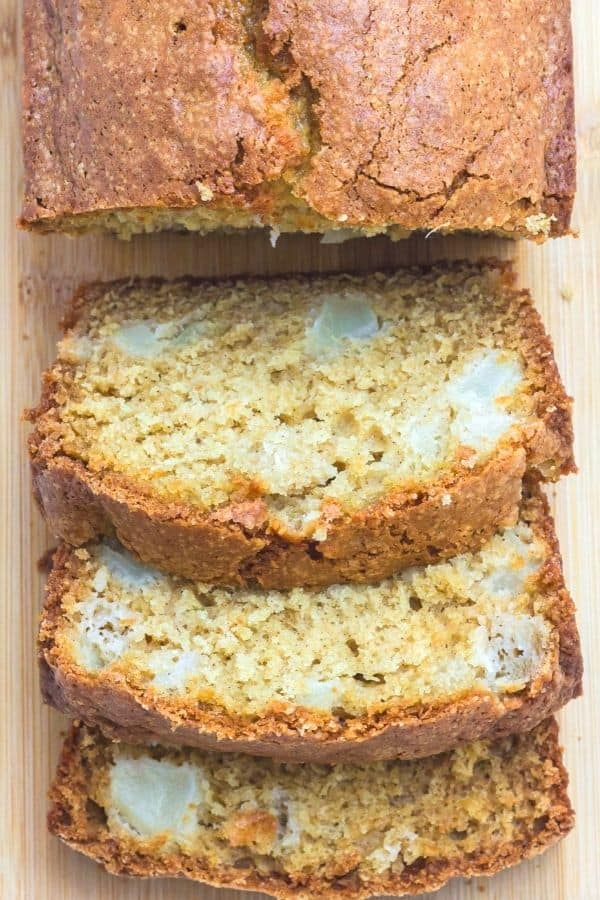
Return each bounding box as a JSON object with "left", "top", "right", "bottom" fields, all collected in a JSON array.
[
  {"left": 524, "top": 213, "right": 556, "bottom": 236},
  {"left": 195, "top": 181, "right": 214, "bottom": 202},
  {"left": 560, "top": 285, "right": 573, "bottom": 302}
]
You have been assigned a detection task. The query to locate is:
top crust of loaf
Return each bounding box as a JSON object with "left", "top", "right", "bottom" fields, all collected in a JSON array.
[
  {"left": 22, "top": 0, "right": 575, "bottom": 238},
  {"left": 48, "top": 719, "right": 574, "bottom": 899},
  {"left": 28, "top": 263, "right": 575, "bottom": 588}
]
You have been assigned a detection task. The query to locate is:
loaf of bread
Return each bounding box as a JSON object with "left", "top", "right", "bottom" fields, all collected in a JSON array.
[
  {"left": 28, "top": 264, "right": 574, "bottom": 588},
  {"left": 39, "top": 487, "right": 582, "bottom": 763},
  {"left": 22, "top": 1, "right": 575, "bottom": 239},
  {"left": 48, "top": 719, "right": 573, "bottom": 899}
]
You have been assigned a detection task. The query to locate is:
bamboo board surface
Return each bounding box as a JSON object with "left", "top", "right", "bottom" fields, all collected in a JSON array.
[{"left": 1, "top": 1, "right": 599, "bottom": 898}]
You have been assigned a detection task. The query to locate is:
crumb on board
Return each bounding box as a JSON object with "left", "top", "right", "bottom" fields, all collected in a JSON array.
[{"left": 560, "top": 285, "right": 574, "bottom": 302}]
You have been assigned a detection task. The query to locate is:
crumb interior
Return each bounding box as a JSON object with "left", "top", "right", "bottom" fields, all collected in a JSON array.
[
  {"left": 48, "top": 268, "right": 541, "bottom": 537},
  {"left": 78, "top": 725, "right": 559, "bottom": 883},
  {"left": 57, "top": 511, "right": 554, "bottom": 721}
]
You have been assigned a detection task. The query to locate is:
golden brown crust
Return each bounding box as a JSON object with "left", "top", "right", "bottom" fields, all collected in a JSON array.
[
  {"left": 28, "top": 265, "right": 575, "bottom": 589},
  {"left": 22, "top": 0, "right": 575, "bottom": 237},
  {"left": 30, "top": 447, "right": 529, "bottom": 587},
  {"left": 47, "top": 720, "right": 574, "bottom": 899},
  {"left": 38, "top": 488, "right": 583, "bottom": 763}
]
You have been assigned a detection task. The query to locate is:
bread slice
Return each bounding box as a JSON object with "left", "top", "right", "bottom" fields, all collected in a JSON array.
[
  {"left": 22, "top": 1, "right": 575, "bottom": 239},
  {"left": 48, "top": 719, "right": 573, "bottom": 899},
  {"left": 28, "top": 263, "right": 574, "bottom": 589},
  {"left": 39, "top": 487, "right": 582, "bottom": 763}
]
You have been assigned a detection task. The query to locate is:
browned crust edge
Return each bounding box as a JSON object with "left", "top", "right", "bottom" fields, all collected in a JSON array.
[
  {"left": 47, "top": 719, "right": 574, "bottom": 899},
  {"left": 27, "top": 263, "right": 575, "bottom": 590},
  {"left": 542, "top": 0, "right": 577, "bottom": 237},
  {"left": 38, "top": 488, "right": 583, "bottom": 764}
]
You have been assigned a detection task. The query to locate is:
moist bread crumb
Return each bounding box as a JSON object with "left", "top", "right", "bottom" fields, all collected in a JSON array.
[
  {"left": 28, "top": 263, "right": 575, "bottom": 588},
  {"left": 22, "top": 1, "right": 575, "bottom": 238},
  {"left": 39, "top": 487, "right": 582, "bottom": 762},
  {"left": 48, "top": 719, "right": 574, "bottom": 899}
]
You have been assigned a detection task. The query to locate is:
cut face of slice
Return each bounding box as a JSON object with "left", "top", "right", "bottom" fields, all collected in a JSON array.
[
  {"left": 47, "top": 720, "right": 574, "bottom": 898},
  {"left": 63, "top": 525, "right": 549, "bottom": 710},
  {"left": 29, "top": 265, "right": 574, "bottom": 587},
  {"left": 39, "top": 286, "right": 539, "bottom": 515},
  {"left": 39, "top": 489, "right": 582, "bottom": 762}
]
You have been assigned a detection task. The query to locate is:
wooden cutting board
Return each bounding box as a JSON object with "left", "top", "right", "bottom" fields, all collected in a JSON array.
[{"left": 1, "top": 1, "right": 599, "bottom": 898}]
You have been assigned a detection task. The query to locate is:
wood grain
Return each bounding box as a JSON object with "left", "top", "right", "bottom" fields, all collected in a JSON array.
[{"left": 1, "top": 1, "right": 599, "bottom": 898}]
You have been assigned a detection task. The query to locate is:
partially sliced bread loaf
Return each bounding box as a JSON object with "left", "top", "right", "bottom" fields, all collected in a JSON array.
[
  {"left": 22, "top": 0, "right": 575, "bottom": 239},
  {"left": 29, "top": 263, "right": 574, "bottom": 588},
  {"left": 39, "top": 488, "right": 582, "bottom": 763},
  {"left": 49, "top": 719, "right": 573, "bottom": 899}
]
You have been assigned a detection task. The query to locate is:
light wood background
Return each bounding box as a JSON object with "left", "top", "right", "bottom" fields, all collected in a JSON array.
[{"left": 2, "top": 1, "right": 599, "bottom": 898}]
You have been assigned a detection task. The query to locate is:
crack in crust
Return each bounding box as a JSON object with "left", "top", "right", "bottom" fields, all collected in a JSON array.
[{"left": 22, "top": 0, "right": 575, "bottom": 237}]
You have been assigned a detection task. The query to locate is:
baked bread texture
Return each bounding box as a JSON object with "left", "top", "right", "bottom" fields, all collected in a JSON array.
[
  {"left": 28, "top": 264, "right": 575, "bottom": 589},
  {"left": 48, "top": 719, "right": 573, "bottom": 898},
  {"left": 22, "top": 0, "right": 575, "bottom": 239},
  {"left": 39, "top": 488, "right": 582, "bottom": 763}
]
